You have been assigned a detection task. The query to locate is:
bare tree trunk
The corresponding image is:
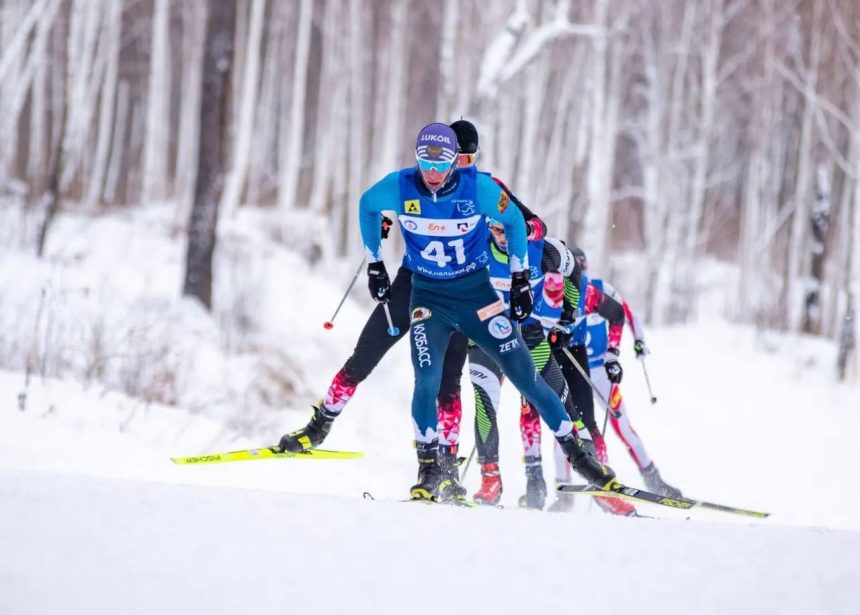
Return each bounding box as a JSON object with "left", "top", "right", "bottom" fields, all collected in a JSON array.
[
  {"left": 221, "top": 0, "right": 265, "bottom": 218},
  {"left": 183, "top": 0, "right": 237, "bottom": 310},
  {"left": 277, "top": 0, "right": 312, "bottom": 214},
  {"left": 785, "top": 1, "right": 825, "bottom": 331},
  {"left": 141, "top": 0, "right": 171, "bottom": 205},
  {"left": 85, "top": 0, "right": 121, "bottom": 209},
  {"left": 173, "top": 0, "right": 207, "bottom": 228},
  {"left": 803, "top": 165, "right": 831, "bottom": 333},
  {"left": 345, "top": 0, "right": 366, "bottom": 257},
  {"left": 37, "top": 6, "right": 69, "bottom": 257},
  {"left": 375, "top": 0, "right": 408, "bottom": 179}
]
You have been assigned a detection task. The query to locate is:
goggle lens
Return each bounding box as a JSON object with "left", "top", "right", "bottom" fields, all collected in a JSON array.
[{"left": 417, "top": 158, "right": 454, "bottom": 173}]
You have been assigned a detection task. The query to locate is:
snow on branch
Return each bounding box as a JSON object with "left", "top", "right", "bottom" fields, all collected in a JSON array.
[
  {"left": 476, "top": 3, "right": 603, "bottom": 100},
  {"left": 0, "top": 0, "right": 59, "bottom": 83}
]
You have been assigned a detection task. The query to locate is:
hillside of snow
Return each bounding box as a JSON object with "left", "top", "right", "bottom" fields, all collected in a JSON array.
[{"left": 2, "top": 203, "right": 860, "bottom": 614}]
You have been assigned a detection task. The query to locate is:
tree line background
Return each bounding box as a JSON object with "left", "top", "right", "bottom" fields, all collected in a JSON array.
[{"left": 1, "top": 0, "right": 858, "bottom": 377}]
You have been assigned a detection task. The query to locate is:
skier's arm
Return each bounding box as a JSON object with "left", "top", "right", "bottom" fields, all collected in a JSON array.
[
  {"left": 541, "top": 237, "right": 581, "bottom": 315},
  {"left": 584, "top": 283, "right": 624, "bottom": 352},
  {"left": 492, "top": 176, "right": 547, "bottom": 241},
  {"left": 477, "top": 174, "right": 528, "bottom": 272},
  {"left": 358, "top": 171, "right": 402, "bottom": 263},
  {"left": 622, "top": 299, "right": 646, "bottom": 343},
  {"left": 620, "top": 296, "right": 649, "bottom": 357}
]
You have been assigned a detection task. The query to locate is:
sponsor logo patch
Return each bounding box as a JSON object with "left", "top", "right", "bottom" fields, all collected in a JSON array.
[
  {"left": 413, "top": 323, "right": 432, "bottom": 367},
  {"left": 487, "top": 315, "right": 513, "bottom": 339},
  {"left": 455, "top": 200, "right": 476, "bottom": 215},
  {"left": 420, "top": 134, "right": 453, "bottom": 144},
  {"left": 497, "top": 192, "right": 509, "bottom": 214},
  {"left": 398, "top": 214, "right": 481, "bottom": 237},
  {"left": 410, "top": 307, "right": 432, "bottom": 324},
  {"left": 499, "top": 338, "right": 520, "bottom": 353},
  {"left": 404, "top": 199, "right": 421, "bottom": 214},
  {"left": 609, "top": 386, "right": 622, "bottom": 409},
  {"left": 477, "top": 299, "right": 505, "bottom": 322}
]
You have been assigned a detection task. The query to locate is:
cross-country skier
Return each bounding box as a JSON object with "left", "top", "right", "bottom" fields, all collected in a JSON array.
[
  {"left": 358, "top": 122, "right": 617, "bottom": 500},
  {"left": 435, "top": 119, "right": 547, "bottom": 499},
  {"left": 276, "top": 121, "right": 545, "bottom": 505},
  {"left": 464, "top": 220, "right": 593, "bottom": 510},
  {"left": 553, "top": 247, "right": 681, "bottom": 500}
]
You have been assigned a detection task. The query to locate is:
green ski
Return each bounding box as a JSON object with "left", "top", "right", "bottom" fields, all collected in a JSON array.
[
  {"left": 557, "top": 484, "right": 769, "bottom": 519},
  {"left": 171, "top": 446, "right": 363, "bottom": 465}
]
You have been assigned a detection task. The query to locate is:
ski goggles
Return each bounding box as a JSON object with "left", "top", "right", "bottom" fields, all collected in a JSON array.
[{"left": 416, "top": 157, "right": 454, "bottom": 173}]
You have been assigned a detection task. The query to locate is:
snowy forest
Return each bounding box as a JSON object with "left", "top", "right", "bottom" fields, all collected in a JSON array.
[
  {"left": 3, "top": 4, "right": 860, "bottom": 611},
  {"left": 1, "top": 0, "right": 859, "bottom": 380}
]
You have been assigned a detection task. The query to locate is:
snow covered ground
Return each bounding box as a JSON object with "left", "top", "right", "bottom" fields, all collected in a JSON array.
[{"left": 2, "top": 204, "right": 860, "bottom": 614}]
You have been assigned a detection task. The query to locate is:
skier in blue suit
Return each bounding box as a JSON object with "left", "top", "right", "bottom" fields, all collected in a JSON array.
[{"left": 358, "top": 122, "right": 617, "bottom": 500}]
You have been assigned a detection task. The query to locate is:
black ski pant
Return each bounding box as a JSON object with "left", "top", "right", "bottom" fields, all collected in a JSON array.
[{"left": 341, "top": 265, "right": 466, "bottom": 404}]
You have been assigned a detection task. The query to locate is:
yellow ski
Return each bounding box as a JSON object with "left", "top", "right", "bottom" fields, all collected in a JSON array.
[
  {"left": 171, "top": 447, "right": 363, "bottom": 465},
  {"left": 558, "top": 484, "right": 769, "bottom": 519}
]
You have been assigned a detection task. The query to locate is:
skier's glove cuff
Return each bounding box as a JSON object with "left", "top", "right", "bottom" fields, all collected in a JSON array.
[
  {"left": 549, "top": 322, "right": 574, "bottom": 349},
  {"left": 604, "top": 351, "right": 623, "bottom": 384},
  {"left": 633, "top": 339, "right": 650, "bottom": 359}
]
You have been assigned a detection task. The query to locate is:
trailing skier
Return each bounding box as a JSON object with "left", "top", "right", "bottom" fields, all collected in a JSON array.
[{"left": 553, "top": 247, "right": 682, "bottom": 501}]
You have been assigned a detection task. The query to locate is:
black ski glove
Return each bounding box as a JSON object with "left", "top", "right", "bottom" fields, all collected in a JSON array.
[
  {"left": 548, "top": 322, "right": 574, "bottom": 350},
  {"left": 367, "top": 261, "right": 391, "bottom": 303},
  {"left": 633, "top": 339, "right": 650, "bottom": 359},
  {"left": 380, "top": 215, "right": 394, "bottom": 240},
  {"left": 604, "top": 348, "right": 623, "bottom": 384},
  {"left": 509, "top": 270, "right": 533, "bottom": 322}
]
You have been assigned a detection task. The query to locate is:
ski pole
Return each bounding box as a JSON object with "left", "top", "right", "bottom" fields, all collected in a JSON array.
[
  {"left": 558, "top": 345, "right": 609, "bottom": 407},
  {"left": 323, "top": 257, "right": 367, "bottom": 330},
  {"left": 640, "top": 358, "right": 657, "bottom": 404},
  {"left": 557, "top": 344, "right": 613, "bottom": 434},
  {"left": 382, "top": 302, "right": 400, "bottom": 337},
  {"left": 460, "top": 443, "right": 478, "bottom": 483}
]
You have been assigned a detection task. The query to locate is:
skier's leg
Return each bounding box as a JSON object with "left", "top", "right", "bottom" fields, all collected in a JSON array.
[
  {"left": 437, "top": 333, "right": 469, "bottom": 499},
  {"left": 469, "top": 342, "right": 505, "bottom": 463},
  {"left": 592, "top": 369, "right": 653, "bottom": 469},
  {"left": 329, "top": 266, "right": 414, "bottom": 410},
  {"left": 469, "top": 341, "right": 505, "bottom": 505},
  {"left": 592, "top": 369, "right": 682, "bottom": 497},
  {"left": 437, "top": 331, "right": 468, "bottom": 451},
  {"left": 460, "top": 301, "right": 616, "bottom": 489},
  {"left": 277, "top": 267, "right": 413, "bottom": 452},
  {"left": 408, "top": 283, "right": 458, "bottom": 499},
  {"left": 553, "top": 344, "right": 599, "bottom": 434}
]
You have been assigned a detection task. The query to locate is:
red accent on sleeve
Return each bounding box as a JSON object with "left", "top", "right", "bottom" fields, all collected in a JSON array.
[
  {"left": 607, "top": 324, "right": 622, "bottom": 351},
  {"left": 583, "top": 284, "right": 601, "bottom": 314},
  {"left": 526, "top": 218, "right": 546, "bottom": 241}
]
